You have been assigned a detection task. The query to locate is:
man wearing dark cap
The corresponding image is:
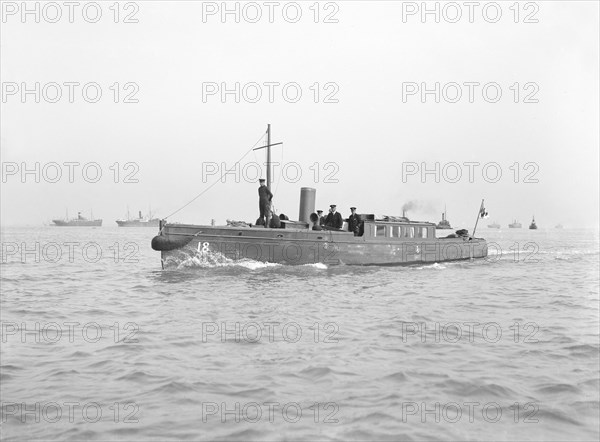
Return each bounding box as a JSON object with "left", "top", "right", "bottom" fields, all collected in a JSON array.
[
  {"left": 258, "top": 179, "right": 273, "bottom": 227},
  {"left": 348, "top": 207, "right": 361, "bottom": 236},
  {"left": 317, "top": 210, "right": 325, "bottom": 227},
  {"left": 325, "top": 204, "right": 343, "bottom": 230}
]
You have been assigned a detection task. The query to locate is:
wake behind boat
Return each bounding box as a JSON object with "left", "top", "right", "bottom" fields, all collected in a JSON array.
[{"left": 151, "top": 126, "right": 488, "bottom": 268}]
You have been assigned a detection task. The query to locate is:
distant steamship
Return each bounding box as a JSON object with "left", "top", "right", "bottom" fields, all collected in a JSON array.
[
  {"left": 508, "top": 220, "right": 522, "bottom": 229},
  {"left": 116, "top": 210, "right": 160, "bottom": 228},
  {"left": 529, "top": 216, "right": 538, "bottom": 230},
  {"left": 52, "top": 211, "right": 102, "bottom": 227},
  {"left": 436, "top": 207, "right": 452, "bottom": 230}
]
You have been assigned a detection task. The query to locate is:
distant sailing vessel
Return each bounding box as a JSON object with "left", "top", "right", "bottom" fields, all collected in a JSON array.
[
  {"left": 529, "top": 216, "right": 538, "bottom": 230},
  {"left": 508, "top": 220, "right": 522, "bottom": 229},
  {"left": 436, "top": 208, "right": 452, "bottom": 230},
  {"left": 52, "top": 211, "right": 102, "bottom": 227},
  {"left": 487, "top": 221, "right": 500, "bottom": 229},
  {"left": 116, "top": 210, "right": 160, "bottom": 227},
  {"left": 151, "top": 125, "right": 488, "bottom": 268}
]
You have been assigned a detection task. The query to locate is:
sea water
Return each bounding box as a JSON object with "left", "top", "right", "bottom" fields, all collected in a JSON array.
[{"left": 1, "top": 226, "right": 598, "bottom": 441}]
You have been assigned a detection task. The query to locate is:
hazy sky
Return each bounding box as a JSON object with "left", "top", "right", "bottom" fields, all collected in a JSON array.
[{"left": 1, "top": 1, "right": 598, "bottom": 228}]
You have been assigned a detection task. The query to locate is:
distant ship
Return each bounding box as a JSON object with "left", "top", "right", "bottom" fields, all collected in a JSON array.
[
  {"left": 116, "top": 210, "right": 160, "bottom": 227},
  {"left": 53, "top": 211, "right": 102, "bottom": 227},
  {"left": 436, "top": 208, "right": 452, "bottom": 230},
  {"left": 555, "top": 224, "right": 564, "bottom": 229},
  {"left": 529, "top": 216, "right": 538, "bottom": 230},
  {"left": 508, "top": 220, "right": 522, "bottom": 228},
  {"left": 487, "top": 221, "right": 501, "bottom": 229}
]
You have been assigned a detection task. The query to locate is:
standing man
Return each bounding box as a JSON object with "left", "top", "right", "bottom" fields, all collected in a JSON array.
[
  {"left": 348, "top": 207, "right": 361, "bottom": 236},
  {"left": 258, "top": 178, "right": 273, "bottom": 227},
  {"left": 325, "top": 204, "right": 343, "bottom": 230}
]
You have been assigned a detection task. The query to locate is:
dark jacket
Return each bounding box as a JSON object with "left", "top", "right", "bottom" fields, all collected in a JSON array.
[
  {"left": 348, "top": 213, "right": 361, "bottom": 235},
  {"left": 325, "top": 211, "right": 343, "bottom": 229},
  {"left": 258, "top": 185, "right": 273, "bottom": 201}
]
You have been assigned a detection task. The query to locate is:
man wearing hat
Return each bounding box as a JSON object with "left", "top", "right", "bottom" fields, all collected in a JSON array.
[
  {"left": 258, "top": 179, "right": 273, "bottom": 227},
  {"left": 348, "top": 207, "right": 361, "bottom": 236},
  {"left": 324, "top": 204, "right": 343, "bottom": 230},
  {"left": 317, "top": 210, "right": 325, "bottom": 227}
]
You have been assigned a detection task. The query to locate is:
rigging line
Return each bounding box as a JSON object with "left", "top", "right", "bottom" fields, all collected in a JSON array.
[
  {"left": 163, "top": 129, "right": 267, "bottom": 220},
  {"left": 274, "top": 140, "right": 284, "bottom": 197},
  {"left": 251, "top": 130, "right": 266, "bottom": 167}
]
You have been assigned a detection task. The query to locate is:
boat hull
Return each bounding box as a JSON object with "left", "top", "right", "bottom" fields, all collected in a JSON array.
[
  {"left": 152, "top": 224, "right": 488, "bottom": 267},
  {"left": 116, "top": 219, "right": 160, "bottom": 227},
  {"left": 52, "top": 219, "right": 102, "bottom": 227}
]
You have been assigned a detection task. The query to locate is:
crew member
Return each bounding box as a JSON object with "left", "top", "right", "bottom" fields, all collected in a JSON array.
[
  {"left": 348, "top": 207, "right": 361, "bottom": 236},
  {"left": 258, "top": 178, "right": 273, "bottom": 228},
  {"left": 317, "top": 210, "right": 325, "bottom": 226},
  {"left": 325, "top": 204, "right": 343, "bottom": 230}
]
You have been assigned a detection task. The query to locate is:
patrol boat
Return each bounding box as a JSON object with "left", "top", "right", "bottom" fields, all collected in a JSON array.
[
  {"left": 436, "top": 207, "right": 452, "bottom": 230},
  {"left": 116, "top": 210, "right": 160, "bottom": 227},
  {"left": 529, "top": 216, "right": 538, "bottom": 230},
  {"left": 151, "top": 125, "right": 488, "bottom": 268},
  {"left": 509, "top": 220, "right": 522, "bottom": 228},
  {"left": 487, "top": 221, "right": 501, "bottom": 229},
  {"left": 52, "top": 211, "right": 102, "bottom": 227}
]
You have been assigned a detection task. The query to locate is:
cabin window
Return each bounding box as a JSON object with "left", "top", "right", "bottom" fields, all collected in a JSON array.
[
  {"left": 376, "top": 225, "right": 386, "bottom": 237},
  {"left": 409, "top": 227, "right": 415, "bottom": 238},
  {"left": 392, "top": 226, "right": 400, "bottom": 237},
  {"left": 421, "top": 227, "right": 428, "bottom": 239}
]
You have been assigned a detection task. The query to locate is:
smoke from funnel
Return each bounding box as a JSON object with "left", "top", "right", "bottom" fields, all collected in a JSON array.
[
  {"left": 401, "top": 200, "right": 437, "bottom": 217},
  {"left": 402, "top": 201, "right": 418, "bottom": 212}
]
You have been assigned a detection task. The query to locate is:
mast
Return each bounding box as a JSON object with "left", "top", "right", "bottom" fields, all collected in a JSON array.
[
  {"left": 266, "top": 124, "right": 271, "bottom": 191},
  {"left": 252, "top": 124, "right": 282, "bottom": 190}
]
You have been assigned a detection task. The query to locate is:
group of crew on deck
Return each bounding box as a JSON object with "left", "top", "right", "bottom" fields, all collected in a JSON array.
[
  {"left": 309, "top": 205, "right": 362, "bottom": 236},
  {"left": 256, "top": 179, "right": 362, "bottom": 236}
]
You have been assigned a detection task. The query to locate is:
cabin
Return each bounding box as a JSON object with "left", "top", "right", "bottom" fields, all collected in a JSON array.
[
  {"left": 307, "top": 214, "right": 438, "bottom": 242},
  {"left": 361, "top": 220, "right": 436, "bottom": 241}
]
